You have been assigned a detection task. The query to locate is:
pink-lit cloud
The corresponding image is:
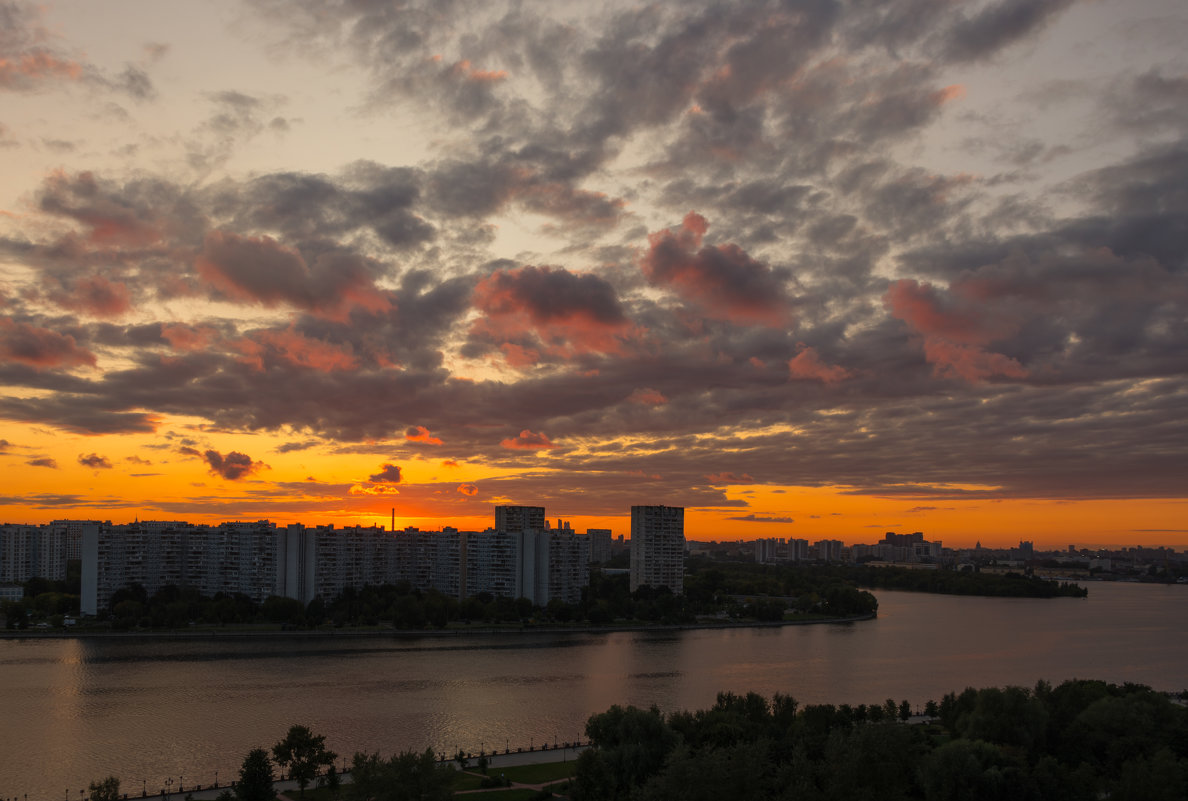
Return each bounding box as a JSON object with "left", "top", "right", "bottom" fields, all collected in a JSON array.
[
  {"left": 884, "top": 279, "right": 1028, "bottom": 382},
  {"left": 406, "top": 425, "right": 443, "bottom": 445},
  {"left": 196, "top": 231, "right": 392, "bottom": 318},
  {"left": 627, "top": 387, "right": 668, "bottom": 405},
  {"left": 472, "top": 265, "right": 633, "bottom": 364},
  {"left": 0, "top": 51, "right": 83, "bottom": 90},
  {"left": 788, "top": 346, "right": 852, "bottom": 385},
  {"left": 707, "top": 472, "right": 754, "bottom": 483},
  {"left": 0, "top": 318, "right": 96, "bottom": 369},
  {"left": 160, "top": 324, "right": 220, "bottom": 352},
  {"left": 48, "top": 275, "right": 133, "bottom": 318},
  {"left": 642, "top": 212, "right": 793, "bottom": 327},
  {"left": 501, "top": 429, "right": 557, "bottom": 450},
  {"left": 457, "top": 483, "right": 478, "bottom": 496},
  {"left": 232, "top": 327, "right": 358, "bottom": 372}
]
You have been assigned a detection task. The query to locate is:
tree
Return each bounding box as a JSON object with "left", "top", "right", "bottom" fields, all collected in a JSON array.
[
  {"left": 324, "top": 764, "right": 341, "bottom": 798},
  {"left": 88, "top": 776, "right": 120, "bottom": 801},
  {"left": 350, "top": 749, "right": 451, "bottom": 801},
  {"left": 273, "top": 725, "right": 337, "bottom": 798},
  {"left": 236, "top": 748, "right": 275, "bottom": 801}
]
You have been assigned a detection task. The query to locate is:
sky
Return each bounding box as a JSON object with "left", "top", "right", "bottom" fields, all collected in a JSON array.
[{"left": 1, "top": 0, "right": 1186, "bottom": 548}]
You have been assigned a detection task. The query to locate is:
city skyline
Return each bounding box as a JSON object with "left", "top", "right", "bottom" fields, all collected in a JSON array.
[{"left": 2, "top": 0, "right": 1187, "bottom": 548}]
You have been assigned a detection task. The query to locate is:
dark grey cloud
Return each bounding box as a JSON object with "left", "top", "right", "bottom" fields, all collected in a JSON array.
[
  {"left": 203, "top": 449, "right": 266, "bottom": 481},
  {"left": 940, "top": 0, "right": 1076, "bottom": 63},
  {"left": 368, "top": 463, "right": 402, "bottom": 483},
  {"left": 77, "top": 453, "right": 112, "bottom": 469}
]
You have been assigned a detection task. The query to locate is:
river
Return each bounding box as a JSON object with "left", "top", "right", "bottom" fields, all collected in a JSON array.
[{"left": 1, "top": 581, "right": 1185, "bottom": 799}]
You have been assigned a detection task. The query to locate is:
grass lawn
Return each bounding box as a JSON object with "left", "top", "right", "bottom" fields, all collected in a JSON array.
[
  {"left": 285, "top": 786, "right": 340, "bottom": 801},
  {"left": 449, "top": 771, "right": 487, "bottom": 791},
  {"left": 454, "top": 790, "right": 541, "bottom": 801},
  {"left": 497, "top": 760, "right": 578, "bottom": 784}
]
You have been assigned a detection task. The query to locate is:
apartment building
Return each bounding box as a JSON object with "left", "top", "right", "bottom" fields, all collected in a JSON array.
[{"left": 630, "top": 505, "right": 685, "bottom": 594}]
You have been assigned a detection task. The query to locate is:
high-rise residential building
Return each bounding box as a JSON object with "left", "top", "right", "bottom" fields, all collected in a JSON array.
[
  {"left": 630, "top": 505, "right": 685, "bottom": 594},
  {"left": 73, "top": 508, "right": 590, "bottom": 615},
  {"left": 494, "top": 506, "right": 546, "bottom": 532},
  {"left": 586, "top": 529, "right": 613, "bottom": 563}
]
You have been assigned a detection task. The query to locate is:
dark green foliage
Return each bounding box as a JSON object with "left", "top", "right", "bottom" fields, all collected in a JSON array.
[
  {"left": 572, "top": 705, "right": 680, "bottom": 801},
  {"left": 88, "top": 776, "right": 120, "bottom": 801},
  {"left": 570, "top": 679, "right": 1188, "bottom": 801},
  {"left": 839, "top": 564, "right": 1087, "bottom": 598},
  {"left": 272, "top": 725, "right": 336, "bottom": 798},
  {"left": 235, "top": 748, "right": 274, "bottom": 801},
  {"left": 349, "top": 748, "right": 451, "bottom": 801}
]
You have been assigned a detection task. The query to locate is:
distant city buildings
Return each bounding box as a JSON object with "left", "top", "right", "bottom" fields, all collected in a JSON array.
[
  {"left": 494, "top": 506, "right": 546, "bottom": 533},
  {"left": 755, "top": 531, "right": 943, "bottom": 565},
  {"left": 630, "top": 505, "right": 685, "bottom": 594},
  {"left": 4, "top": 504, "right": 605, "bottom": 615}
]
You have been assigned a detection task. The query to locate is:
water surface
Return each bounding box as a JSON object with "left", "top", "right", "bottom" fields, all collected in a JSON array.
[{"left": 1, "top": 581, "right": 1184, "bottom": 799}]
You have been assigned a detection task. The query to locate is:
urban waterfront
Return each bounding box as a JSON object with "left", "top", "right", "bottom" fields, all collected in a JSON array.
[{"left": 2, "top": 581, "right": 1186, "bottom": 799}]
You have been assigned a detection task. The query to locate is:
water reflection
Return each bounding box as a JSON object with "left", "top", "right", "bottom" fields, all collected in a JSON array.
[{"left": 0, "top": 582, "right": 1184, "bottom": 799}]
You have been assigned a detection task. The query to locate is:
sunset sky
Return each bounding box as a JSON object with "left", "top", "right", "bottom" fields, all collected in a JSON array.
[{"left": 1, "top": 0, "right": 1186, "bottom": 548}]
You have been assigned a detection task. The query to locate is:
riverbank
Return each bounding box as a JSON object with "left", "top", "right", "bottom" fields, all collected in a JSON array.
[{"left": 0, "top": 612, "right": 876, "bottom": 640}]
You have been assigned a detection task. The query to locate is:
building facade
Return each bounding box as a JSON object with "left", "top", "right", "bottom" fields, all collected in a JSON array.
[{"left": 629, "top": 505, "right": 685, "bottom": 594}]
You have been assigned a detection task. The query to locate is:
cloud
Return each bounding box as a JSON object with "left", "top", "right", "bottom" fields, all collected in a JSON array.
[
  {"left": 27, "top": 457, "right": 58, "bottom": 468},
  {"left": 500, "top": 430, "right": 557, "bottom": 450},
  {"left": 77, "top": 452, "right": 112, "bottom": 469},
  {"left": 941, "top": 0, "right": 1076, "bottom": 64},
  {"left": 884, "top": 279, "right": 1028, "bottom": 382},
  {"left": 196, "top": 231, "right": 392, "bottom": 317},
  {"left": 47, "top": 275, "right": 133, "bottom": 318},
  {"left": 0, "top": 2, "right": 84, "bottom": 92},
  {"left": 203, "top": 450, "right": 265, "bottom": 480},
  {"left": 641, "top": 213, "right": 793, "bottom": 327},
  {"left": 406, "top": 425, "right": 443, "bottom": 445},
  {"left": 706, "top": 472, "right": 754, "bottom": 484},
  {"left": 368, "top": 463, "right": 402, "bottom": 483},
  {"left": 727, "top": 514, "right": 794, "bottom": 523},
  {"left": 787, "top": 346, "right": 852, "bottom": 385},
  {"left": 276, "top": 439, "right": 320, "bottom": 453},
  {"left": 470, "top": 265, "right": 632, "bottom": 364},
  {"left": 627, "top": 388, "right": 668, "bottom": 405},
  {"left": 457, "top": 483, "right": 478, "bottom": 496},
  {"left": 0, "top": 318, "right": 96, "bottom": 369}
]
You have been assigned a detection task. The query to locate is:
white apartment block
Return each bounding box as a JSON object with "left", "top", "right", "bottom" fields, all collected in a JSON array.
[
  {"left": 0, "top": 524, "right": 72, "bottom": 583},
  {"left": 58, "top": 507, "right": 594, "bottom": 615},
  {"left": 630, "top": 505, "right": 685, "bottom": 594}
]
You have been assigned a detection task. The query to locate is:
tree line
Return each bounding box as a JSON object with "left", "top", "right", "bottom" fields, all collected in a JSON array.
[
  {"left": 5, "top": 562, "right": 879, "bottom": 631},
  {"left": 85, "top": 724, "right": 454, "bottom": 801},
  {"left": 570, "top": 679, "right": 1188, "bottom": 800}
]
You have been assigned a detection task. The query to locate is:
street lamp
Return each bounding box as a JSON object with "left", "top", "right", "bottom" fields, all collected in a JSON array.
[
  {"left": 214, "top": 771, "right": 218, "bottom": 789},
  {"left": 164, "top": 778, "right": 172, "bottom": 801},
  {"left": 141, "top": 780, "right": 145, "bottom": 798}
]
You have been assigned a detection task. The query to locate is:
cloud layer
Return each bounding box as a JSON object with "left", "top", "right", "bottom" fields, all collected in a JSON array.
[{"left": 0, "top": 0, "right": 1185, "bottom": 530}]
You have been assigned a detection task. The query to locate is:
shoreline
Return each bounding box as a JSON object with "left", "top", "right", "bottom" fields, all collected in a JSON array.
[{"left": 0, "top": 612, "right": 876, "bottom": 641}]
